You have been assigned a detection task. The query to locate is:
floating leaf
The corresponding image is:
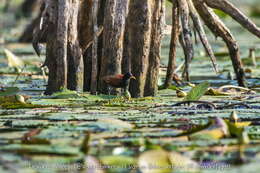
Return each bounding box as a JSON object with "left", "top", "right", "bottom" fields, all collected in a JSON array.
[
  {"left": 189, "top": 117, "right": 229, "bottom": 140},
  {"left": 138, "top": 150, "right": 200, "bottom": 173},
  {"left": 184, "top": 81, "right": 210, "bottom": 101},
  {"left": 98, "top": 118, "right": 134, "bottom": 130},
  {"left": 225, "top": 120, "right": 250, "bottom": 137},
  {"left": 4, "top": 48, "right": 24, "bottom": 68},
  {"left": 0, "top": 87, "right": 19, "bottom": 97},
  {"left": 138, "top": 149, "right": 172, "bottom": 173},
  {"left": 85, "top": 156, "right": 105, "bottom": 173},
  {"left": 177, "top": 123, "right": 211, "bottom": 137},
  {"left": 101, "top": 155, "right": 136, "bottom": 172},
  {"left": 189, "top": 128, "right": 226, "bottom": 140},
  {"left": 0, "top": 144, "right": 80, "bottom": 156},
  {"left": 234, "top": 122, "right": 251, "bottom": 128},
  {"left": 169, "top": 151, "right": 200, "bottom": 172}
]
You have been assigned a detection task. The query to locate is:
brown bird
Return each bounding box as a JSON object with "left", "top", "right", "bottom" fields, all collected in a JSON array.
[{"left": 102, "top": 72, "right": 136, "bottom": 95}]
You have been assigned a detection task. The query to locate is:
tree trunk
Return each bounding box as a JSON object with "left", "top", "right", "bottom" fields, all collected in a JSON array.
[
  {"left": 128, "top": 0, "right": 152, "bottom": 98},
  {"left": 67, "top": 0, "right": 83, "bottom": 91},
  {"left": 122, "top": 26, "right": 131, "bottom": 75},
  {"left": 83, "top": 47, "right": 92, "bottom": 92},
  {"left": 98, "top": 0, "right": 129, "bottom": 94},
  {"left": 144, "top": 0, "right": 165, "bottom": 96},
  {"left": 20, "top": 0, "right": 40, "bottom": 18},
  {"left": 44, "top": 0, "right": 68, "bottom": 94},
  {"left": 90, "top": 0, "right": 99, "bottom": 94}
]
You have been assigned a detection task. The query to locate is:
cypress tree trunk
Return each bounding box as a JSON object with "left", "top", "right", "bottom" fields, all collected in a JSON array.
[
  {"left": 33, "top": 0, "right": 259, "bottom": 96},
  {"left": 122, "top": 26, "right": 131, "bottom": 75},
  {"left": 128, "top": 0, "right": 152, "bottom": 98},
  {"left": 144, "top": 0, "right": 165, "bottom": 96},
  {"left": 98, "top": 0, "right": 129, "bottom": 94},
  {"left": 90, "top": 0, "right": 99, "bottom": 94},
  {"left": 45, "top": 0, "right": 69, "bottom": 94},
  {"left": 67, "top": 0, "right": 83, "bottom": 91}
]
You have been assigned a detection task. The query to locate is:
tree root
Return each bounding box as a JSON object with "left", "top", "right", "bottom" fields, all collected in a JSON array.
[
  {"left": 193, "top": 1, "right": 247, "bottom": 87},
  {"left": 165, "top": 0, "right": 260, "bottom": 87},
  {"left": 187, "top": 0, "right": 218, "bottom": 73},
  {"left": 204, "top": 0, "right": 260, "bottom": 38},
  {"left": 178, "top": 0, "right": 194, "bottom": 81},
  {"left": 164, "top": 1, "right": 180, "bottom": 88}
]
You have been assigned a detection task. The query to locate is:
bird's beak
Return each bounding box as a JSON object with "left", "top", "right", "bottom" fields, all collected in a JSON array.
[{"left": 130, "top": 76, "right": 136, "bottom": 80}]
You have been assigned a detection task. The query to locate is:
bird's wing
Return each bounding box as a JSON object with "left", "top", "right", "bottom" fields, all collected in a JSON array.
[{"left": 102, "top": 74, "right": 124, "bottom": 86}]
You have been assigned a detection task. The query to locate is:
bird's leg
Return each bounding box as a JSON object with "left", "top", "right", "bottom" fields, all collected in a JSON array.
[{"left": 108, "top": 86, "right": 112, "bottom": 97}]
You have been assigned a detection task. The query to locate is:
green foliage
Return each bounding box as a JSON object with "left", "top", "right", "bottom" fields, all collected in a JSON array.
[{"left": 184, "top": 81, "right": 210, "bottom": 101}]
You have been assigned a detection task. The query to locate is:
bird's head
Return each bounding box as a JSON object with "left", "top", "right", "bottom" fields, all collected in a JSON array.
[{"left": 124, "top": 72, "right": 136, "bottom": 80}]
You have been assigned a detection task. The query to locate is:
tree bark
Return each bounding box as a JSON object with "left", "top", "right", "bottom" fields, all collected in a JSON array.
[
  {"left": 83, "top": 47, "right": 92, "bottom": 92},
  {"left": 128, "top": 0, "right": 152, "bottom": 98},
  {"left": 164, "top": 0, "right": 180, "bottom": 88},
  {"left": 144, "top": 0, "right": 165, "bottom": 96},
  {"left": 98, "top": 0, "right": 129, "bottom": 94},
  {"left": 90, "top": 0, "right": 99, "bottom": 94},
  {"left": 78, "top": 0, "right": 94, "bottom": 52},
  {"left": 122, "top": 26, "right": 131, "bottom": 75},
  {"left": 43, "top": 0, "right": 68, "bottom": 94},
  {"left": 67, "top": 0, "right": 83, "bottom": 91}
]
